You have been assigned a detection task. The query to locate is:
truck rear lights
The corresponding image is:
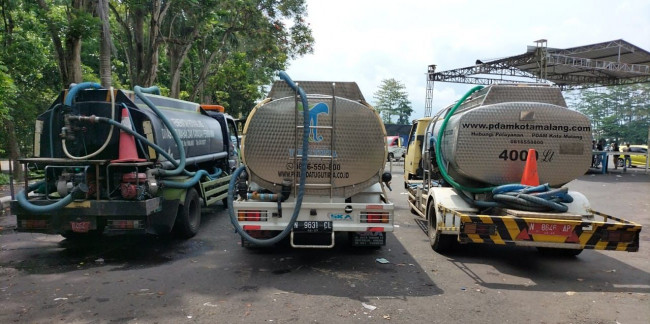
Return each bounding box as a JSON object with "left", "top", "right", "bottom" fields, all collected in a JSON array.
[
  {"left": 361, "top": 211, "right": 389, "bottom": 223},
  {"left": 601, "top": 230, "right": 636, "bottom": 243},
  {"left": 463, "top": 223, "right": 496, "bottom": 235},
  {"left": 20, "top": 219, "right": 49, "bottom": 229},
  {"left": 107, "top": 220, "right": 145, "bottom": 230},
  {"left": 237, "top": 210, "right": 268, "bottom": 222}
]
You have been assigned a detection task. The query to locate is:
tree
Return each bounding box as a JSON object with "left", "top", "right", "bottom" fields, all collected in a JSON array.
[
  {"left": 567, "top": 83, "right": 650, "bottom": 144},
  {"left": 110, "top": 0, "right": 171, "bottom": 88},
  {"left": 0, "top": 63, "right": 17, "bottom": 156},
  {"left": 0, "top": 0, "right": 313, "bottom": 162},
  {"left": 184, "top": 0, "right": 313, "bottom": 104},
  {"left": 36, "top": 0, "right": 97, "bottom": 87},
  {"left": 1, "top": 0, "right": 60, "bottom": 177},
  {"left": 373, "top": 78, "right": 412, "bottom": 124},
  {"left": 97, "top": 0, "right": 112, "bottom": 88}
]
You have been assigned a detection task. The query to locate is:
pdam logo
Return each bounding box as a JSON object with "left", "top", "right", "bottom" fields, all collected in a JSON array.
[{"left": 299, "top": 102, "right": 329, "bottom": 142}]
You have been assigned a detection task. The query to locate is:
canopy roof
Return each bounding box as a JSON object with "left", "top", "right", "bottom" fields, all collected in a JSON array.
[{"left": 429, "top": 39, "right": 650, "bottom": 90}]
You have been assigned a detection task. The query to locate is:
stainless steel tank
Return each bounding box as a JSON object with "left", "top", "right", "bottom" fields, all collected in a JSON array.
[
  {"left": 431, "top": 84, "right": 592, "bottom": 187},
  {"left": 242, "top": 81, "right": 387, "bottom": 197}
]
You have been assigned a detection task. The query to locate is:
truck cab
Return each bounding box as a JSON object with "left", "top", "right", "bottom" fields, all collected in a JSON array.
[{"left": 403, "top": 117, "right": 432, "bottom": 183}]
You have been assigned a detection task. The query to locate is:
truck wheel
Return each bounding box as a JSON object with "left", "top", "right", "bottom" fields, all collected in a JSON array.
[
  {"left": 427, "top": 199, "right": 453, "bottom": 253},
  {"left": 387, "top": 153, "right": 394, "bottom": 161},
  {"left": 174, "top": 188, "right": 201, "bottom": 239}
]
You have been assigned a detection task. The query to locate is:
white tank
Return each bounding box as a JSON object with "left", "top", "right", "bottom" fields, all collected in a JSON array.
[
  {"left": 242, "top": 81, "right": 387, "bottom": 197},
  {"left": 431, "top": 84, "right": 592, "bottom": 187}
]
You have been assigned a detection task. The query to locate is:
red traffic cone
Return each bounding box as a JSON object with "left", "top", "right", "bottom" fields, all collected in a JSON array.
[
  {"left": 520, "top": 148, "right": 539, "bottom": 186},
  {"left": 112, "top": 107, "right": 146, "bottom": 163}
]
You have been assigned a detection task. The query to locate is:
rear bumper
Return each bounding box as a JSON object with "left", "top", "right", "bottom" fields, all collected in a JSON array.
[
  {"left": 457, "top": 213, "right": 641, "bottom": 252},
  {"left": 11, "top": 197, "right": 179, "bottom": 235},
  {"left": 233, "top": 201, "right": 394, "bottom": 233}
]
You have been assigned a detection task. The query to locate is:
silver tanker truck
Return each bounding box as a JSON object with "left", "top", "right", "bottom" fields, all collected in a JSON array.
[
  {"left": 228, "top": 72, "right": 394, "bottom": 248},
  {"left": 406, "top": 84, "right": 641, "bottom": 255}
]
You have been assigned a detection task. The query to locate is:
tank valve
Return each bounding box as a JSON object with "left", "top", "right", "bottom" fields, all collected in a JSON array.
[{"left": 146, "top": 170, "right": 158, "bottom": 196}]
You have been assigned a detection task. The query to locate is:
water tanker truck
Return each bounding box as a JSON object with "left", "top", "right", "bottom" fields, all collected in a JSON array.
[
  {"left": 11, "top": 83, "right": 239, "bottom": 239},
  {"left": 228, "top": 72, "right": 394, "bottom": 248},
  {"left": 406, "top": 84, "right": 641, "bottom": 255}
]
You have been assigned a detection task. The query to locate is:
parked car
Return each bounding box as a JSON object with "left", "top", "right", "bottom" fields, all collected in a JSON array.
[
  {"left": 617, "top": 145, "right": 648, "bottom": 168},
  {"left": 386, "top": 136, "right": 406, "bottom": 161}
]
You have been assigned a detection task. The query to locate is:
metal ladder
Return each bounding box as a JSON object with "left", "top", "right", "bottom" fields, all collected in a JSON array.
[{"left": 292, "top": 83, "right": 337, "bottom": 199}]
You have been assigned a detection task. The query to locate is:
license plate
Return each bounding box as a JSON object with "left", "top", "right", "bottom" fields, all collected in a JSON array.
[
  {"left": 70, "top": 221, "right": 91, "bottom": 233},
  {"left": 527, "top": 223, "right": 573, "bottom": 236},
  {"left": 293, "top": 221, "right": 333, "bottom": 233}
]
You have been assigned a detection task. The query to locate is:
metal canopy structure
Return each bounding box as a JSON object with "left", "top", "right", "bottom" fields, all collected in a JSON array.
[{"left": 425, "top": 39, "right": 650, "bottom": 116}]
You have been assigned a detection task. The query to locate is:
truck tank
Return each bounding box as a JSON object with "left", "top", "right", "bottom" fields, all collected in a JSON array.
[
  {"left": 35, "top": 88, "right": 228, "bottom": 166},
  {"left": 242, "top": 81, "right": 386, "bottom": 197},
  {"left": 431, "top": 84, "right": 592, "bottom": 187}
]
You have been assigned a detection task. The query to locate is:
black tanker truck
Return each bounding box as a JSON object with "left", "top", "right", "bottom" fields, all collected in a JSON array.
[{"left": 11, "top": 82, "right": 239, "bottom": 239}]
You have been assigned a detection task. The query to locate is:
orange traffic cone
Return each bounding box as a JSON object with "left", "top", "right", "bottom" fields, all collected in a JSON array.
[
  {"left": 520, "top": 148, "right": 539, "bottom": 186},
  {"left": 112, "top": 107, "right": 145, "bottom": 163}
]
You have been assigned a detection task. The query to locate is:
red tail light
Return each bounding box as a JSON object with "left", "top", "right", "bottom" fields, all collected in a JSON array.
[
  {"left": 602, "top": 230, "right": 636, "bottom": 243},
  {"left": 237, "top": 210, "right": 267, "bottom": 221},
  {"left": 21, "top": 219, "right": 49, "bottom": 229},
  {"left": 463, "top": 223, "right": 496, "bottom": 235},
  {"left": 107, "top": 220, "right": 144, "bottom": 230},
  {"left": 361, "top": 211, "right": 389, "bottom": 223}
]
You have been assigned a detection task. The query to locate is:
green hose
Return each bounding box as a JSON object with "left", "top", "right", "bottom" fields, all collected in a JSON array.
[{"left": 434, "top": 85, "right": 495, "bottom": 193}]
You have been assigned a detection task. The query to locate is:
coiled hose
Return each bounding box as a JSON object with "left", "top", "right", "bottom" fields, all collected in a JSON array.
[{"left": 226, "top": 71, "right": 310, "bottom": 246}]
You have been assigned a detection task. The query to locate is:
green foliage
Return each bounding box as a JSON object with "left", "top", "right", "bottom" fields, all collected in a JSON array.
[
  {"left": 0, "top": 0, "right": 313, "bottom": 157},
  {"left": 373, "top": 78, "right": 413, "bottom": 124},
  {"left": 567, "top": 83, "right": 650, "bottom": 144},
  {"left": 0, "top": 64, "right": 16, "bottom": 121},
  {"left": 0, "top": 172, "right": 9, "bottom": 185}
]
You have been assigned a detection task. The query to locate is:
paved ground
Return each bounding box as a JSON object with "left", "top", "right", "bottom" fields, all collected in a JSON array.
[{"left": 0, "top": 162, "right": 648, "bottom": 323}]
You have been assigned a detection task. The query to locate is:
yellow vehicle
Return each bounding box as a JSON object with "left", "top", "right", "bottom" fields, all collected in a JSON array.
[
  {"left": 404, "top": 117, "right": 432, "bottom": 183},
  {"left": 617, "top": 145, "right": 648, "bottom": 168}
]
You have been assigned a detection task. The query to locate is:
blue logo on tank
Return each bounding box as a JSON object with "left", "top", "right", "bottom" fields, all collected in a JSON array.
[{"left": 302, "top": 102, "right": 329, "bottom": 142}]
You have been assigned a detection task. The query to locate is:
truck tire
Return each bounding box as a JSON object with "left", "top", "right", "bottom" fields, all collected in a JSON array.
[
  {"left": 427, "top": 199, "right": 453, "bottom": 253},
  {"left": 174, "top": 188, "right": 201, "bottom": 239},
  {"left": 387, "top": 153, "right": 394, "bottom": 161}
]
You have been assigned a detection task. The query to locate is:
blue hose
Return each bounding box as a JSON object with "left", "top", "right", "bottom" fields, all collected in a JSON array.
[
  {"left": 65, "top": 82, "right": 102, "bottom": 106},
  {"left": 491, "top": 183, "right": 572, "bottom": 212},
  {"left": 161, "top": 170, "right": 211, "bottom": 189},
  {"left": 16, "top": 181, "right": 77, "bottom": 213},
  {"left": 134, "top": 86, "right": 186, "bottom": 177},
  {"left": 227, "top": 71, "right": 310, "bottom": 246}
]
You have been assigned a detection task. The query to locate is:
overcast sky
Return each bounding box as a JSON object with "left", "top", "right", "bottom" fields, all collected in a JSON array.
[{"left": 284, "top": 0, "right": 650, "bottom": 121}]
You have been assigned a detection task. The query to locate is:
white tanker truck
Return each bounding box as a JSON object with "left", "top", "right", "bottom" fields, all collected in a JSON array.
[
  {"left": 228, "top": 72, "right": 394, "bottom": 248},
  {"left": 406, "top": 84, "right": 641, "bottom": 255}
]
